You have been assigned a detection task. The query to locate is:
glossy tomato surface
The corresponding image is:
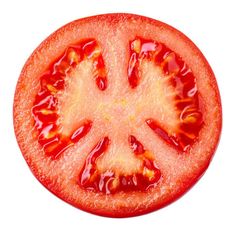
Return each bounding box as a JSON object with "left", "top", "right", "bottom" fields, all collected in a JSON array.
[{"left": 14, "top": 13, "right": 222, "bottom": 217}]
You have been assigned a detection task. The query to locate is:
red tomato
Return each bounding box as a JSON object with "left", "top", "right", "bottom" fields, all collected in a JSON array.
[{"left": 14, "top": 14, "right": 222, "bottom": 217}]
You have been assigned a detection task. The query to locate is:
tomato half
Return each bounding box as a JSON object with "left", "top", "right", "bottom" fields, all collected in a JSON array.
[{"left": 14, "top": 13, "right": 222, "bottom": 217}]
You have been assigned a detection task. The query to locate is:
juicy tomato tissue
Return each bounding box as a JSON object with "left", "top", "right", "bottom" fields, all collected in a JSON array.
[{"left": 14, "top": 14, "right": 222, "bottom": 217}]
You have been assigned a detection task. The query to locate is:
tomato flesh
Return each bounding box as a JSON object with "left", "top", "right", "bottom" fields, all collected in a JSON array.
[{"left": 33, "top": 36, "right": 203, "bottom": 159}]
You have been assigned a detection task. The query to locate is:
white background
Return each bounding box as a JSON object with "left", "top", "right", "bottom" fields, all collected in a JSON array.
[{"left": 0, "top": 0, "right": 235, "bottom": 235}]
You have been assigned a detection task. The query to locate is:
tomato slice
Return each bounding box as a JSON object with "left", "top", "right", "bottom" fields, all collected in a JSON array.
[{"left": 14, "top": 13, "right": 222, "bottom": 217}]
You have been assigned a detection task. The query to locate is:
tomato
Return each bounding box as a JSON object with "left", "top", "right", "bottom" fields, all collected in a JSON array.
[{"left": 14, "top": 13, "right": 222, "bottom": 217}]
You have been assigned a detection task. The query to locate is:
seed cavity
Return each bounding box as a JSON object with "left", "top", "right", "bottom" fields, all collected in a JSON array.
[
  {"left": 128, "top": 37, "right": 203, "bottom": 151},
  {"left": 78, "top": 135, "right": 161, "bottom": 194},
  {"left": 32, "top": 39, "right": 107, "bottom": 159}
]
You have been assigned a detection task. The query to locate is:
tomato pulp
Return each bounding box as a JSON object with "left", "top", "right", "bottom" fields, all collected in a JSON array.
[{"left": 14, "top": 14, "right": 222, "bottom": 217}]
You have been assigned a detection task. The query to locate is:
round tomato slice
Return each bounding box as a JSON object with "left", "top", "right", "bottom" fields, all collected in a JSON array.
[{"left": 14, "top": 13, "right": 222, "bottom": 217}]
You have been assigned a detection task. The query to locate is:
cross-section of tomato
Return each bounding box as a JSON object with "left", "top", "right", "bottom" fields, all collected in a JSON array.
[{"left": 14, "top": 14, "right": 222, "bottom": 217}]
